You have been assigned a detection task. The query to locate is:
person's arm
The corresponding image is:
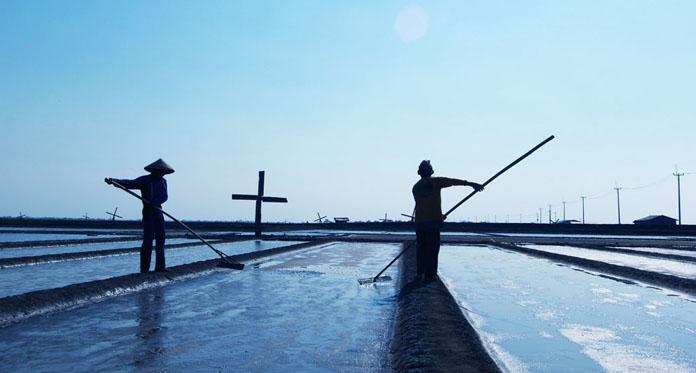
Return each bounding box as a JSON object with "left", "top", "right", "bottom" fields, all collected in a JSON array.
[
  {"left": 104, "top": 175, "right": 149, "bottom": 190},
  {"left": 433, "top": 177, "right": 484, "bottom": 192}
]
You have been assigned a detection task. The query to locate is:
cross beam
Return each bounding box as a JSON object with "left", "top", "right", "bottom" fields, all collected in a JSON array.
[{"left": 232, "top": 171, "right": 288, "bottom": 236}]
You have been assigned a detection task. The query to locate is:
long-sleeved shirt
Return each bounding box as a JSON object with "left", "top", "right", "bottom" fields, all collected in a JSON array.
[
  {"left": 412, "top": 177, "right": 463, "bottom": 224},
  {"left": 114, "top": 174, "right": 168, "bottom": 208}
]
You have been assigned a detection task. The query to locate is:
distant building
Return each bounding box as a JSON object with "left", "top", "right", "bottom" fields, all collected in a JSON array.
[
  {"left": 633, "top": 215, "right": 677, "bottom": 226},
  {"left": 333, "top": 217, "right": 350, "bottom": 223},
  {"left": 555, "top": 219, "right": 580, "bottom": 224}
]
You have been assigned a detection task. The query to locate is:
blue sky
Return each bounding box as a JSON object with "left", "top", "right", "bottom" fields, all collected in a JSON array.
[{"left": 1, "top": 1, "right": 694, "bottom": 224}]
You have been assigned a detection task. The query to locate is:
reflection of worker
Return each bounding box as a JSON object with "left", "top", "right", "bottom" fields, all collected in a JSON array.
[
  {"left": 105, "top": 159, "right": 174, "bottom": 273},
  {"left": 412, "top": 160, "right": 483, "bottom": 282}
]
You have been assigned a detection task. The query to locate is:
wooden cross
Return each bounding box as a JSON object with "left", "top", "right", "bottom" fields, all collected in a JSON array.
[
  {"left": 314, "top": 212, "right": 327, "bottom": 224},
  {"left": 106, "top": 207, "right": 123, "bottom": 221},
  {"left": 232, "top": 171, "right": 288, "bottom": 236}
]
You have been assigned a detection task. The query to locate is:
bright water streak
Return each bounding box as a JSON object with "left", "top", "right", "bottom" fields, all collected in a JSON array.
[
  {"left": 525, "top": 244, "right": 696, "bottom": 279},
  {"left": 0, "top": 240, "right": 302, "bottom": 298},
  {"left": 0, "top": 238, "right": 198, "bottom": 259},
  {"left": 439, "top": 245, "right": 696, "bottom": 373},
  {"left": 0, "top": 242, "right": 399, "bottom": 372},
  {"left": 0, "top": 233, "right": 134, "bottom": 242},
  {"left": 611, "top": 246, "right": 696, "bottom": 259}
]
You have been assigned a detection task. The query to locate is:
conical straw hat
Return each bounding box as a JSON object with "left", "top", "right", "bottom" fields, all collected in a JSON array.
[{"left": 144, "top": 158, "right": 175, "bottom": 174}]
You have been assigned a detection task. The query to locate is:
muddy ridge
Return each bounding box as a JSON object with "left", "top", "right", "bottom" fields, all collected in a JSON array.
[{"left": 390, "top": 243, "right": 501, "bottom": 372}]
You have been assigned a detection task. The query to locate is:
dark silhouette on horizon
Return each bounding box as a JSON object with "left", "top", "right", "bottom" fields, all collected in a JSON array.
[
  {"left": 232, "top": 171, "right": 288, "bottom": 237},
  {"left": 412, "top": 160, "right": 483, "bottom": 282},
  {"left": 106, "top": 158, "right": 174, "bottom": 273}
]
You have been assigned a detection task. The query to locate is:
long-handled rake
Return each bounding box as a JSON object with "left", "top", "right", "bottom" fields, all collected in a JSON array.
[
  {"left": 358, "top": 135, "right": 555, "bottom": 285},
  {"left": 109, "top": 180, "right": 244, "bottom": 270}
]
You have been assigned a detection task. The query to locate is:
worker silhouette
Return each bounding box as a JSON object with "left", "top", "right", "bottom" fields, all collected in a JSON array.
[
  {"left": 412, "top": 160, "right": 483, "bottom": 282},
  {"left": 105, "top": 159, "right": 174, "bottom": 273}
]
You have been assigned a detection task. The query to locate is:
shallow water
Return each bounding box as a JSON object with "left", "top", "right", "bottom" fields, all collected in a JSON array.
[
  {"left": 439, "top": 245, "right": 696, "bottom": 373},
  {"left": 0, "top": 233, "right": 134, "bottom": 242},
  {"left": 0, "top": 237, "right": 199, "bottom": 259},
  {"left": 525, "top": 244, "right": 696, "bottom": 279},
  {"left": 0, "top": 242, "right": 399, "bottom": 372},
  {"left": 611, "top": 246, "right": 696, "bottom": 259},
  {"left": 0, "top": 240, "right": 302, "bottom": 298}
]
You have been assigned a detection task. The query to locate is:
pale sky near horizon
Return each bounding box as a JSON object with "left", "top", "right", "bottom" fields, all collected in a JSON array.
[{"left": 1, "top": 1, "right": 695, "bottom": 224}]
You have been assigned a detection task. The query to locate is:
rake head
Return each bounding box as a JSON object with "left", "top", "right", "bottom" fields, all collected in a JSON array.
[
  {"left": 357, "top": 275, "right": 392, "bottom": 285},
  {"left": 217, "top": 259, "right": 244, "bottom": 270}
]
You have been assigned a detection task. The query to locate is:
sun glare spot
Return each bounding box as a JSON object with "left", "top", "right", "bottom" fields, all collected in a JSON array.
[{"left": 394, "top": 5, "right": 428, "bottom": 42}]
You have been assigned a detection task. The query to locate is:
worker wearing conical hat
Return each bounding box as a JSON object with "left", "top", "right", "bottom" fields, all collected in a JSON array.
[
  {"left": 105, "top": 158, "right": 174, "bottom": 273},
  {"left": 412, "top": 160, "right": 483, "bottom": 282}
]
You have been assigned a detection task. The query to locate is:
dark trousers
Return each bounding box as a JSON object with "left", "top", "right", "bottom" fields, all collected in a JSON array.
[
  {"left": 141, "top": 210, "right": 166, "bottom": 272},
  {"left": 416, "top": 227, "right": 441, "bottom": 279}
]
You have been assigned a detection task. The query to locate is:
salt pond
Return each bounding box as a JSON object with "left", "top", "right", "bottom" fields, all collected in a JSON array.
[
  {"left": 0, "top": 240, "right": 302, "bottom": 298},
  {"left": 0, "top": 242, "right": 399, "bottom": 372},
  {"left": 440, "top": 245, "right": 696, "bottom": 372},
  {"left": 0, "top": 232, "right": 135, "bottom": 242},
  {"left": 524, "top": 244, "right": 696, "bottom": 279},
  {"left": 0, "top": 237, "right": 199, "bottom": 259}
]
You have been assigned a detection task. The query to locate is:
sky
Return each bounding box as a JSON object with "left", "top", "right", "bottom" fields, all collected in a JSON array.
[{"left": 1, "top": 1, "right": 695, "bottom": 224}]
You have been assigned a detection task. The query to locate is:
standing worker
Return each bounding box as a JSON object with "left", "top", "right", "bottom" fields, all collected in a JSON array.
[
  {"left": 105, "top": 159, "right": 174, "bottom": 273},
  {"left": 412, "top": 160, "right": 483, "bottom": 282}
]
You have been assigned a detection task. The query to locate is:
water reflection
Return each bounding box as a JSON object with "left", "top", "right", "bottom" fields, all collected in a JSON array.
[{"left": 132, "top": 288, "right": 167, "bottom": 369}]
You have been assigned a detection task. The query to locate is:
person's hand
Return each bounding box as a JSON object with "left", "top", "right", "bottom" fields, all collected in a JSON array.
[
  {"left": 470, "top": 182, "right": 484, "bottom": 192},
  {"left": 104, "top": 178, "right": 113, "bottom": 185}
]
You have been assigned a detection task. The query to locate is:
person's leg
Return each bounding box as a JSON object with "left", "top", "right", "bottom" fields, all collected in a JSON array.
[
  {"left": 416, "top": 229, "right": 426, "bottom": 278},
  {"left": 424, "top": 228, "right": 440, "bottom": 280},
  {"left": 141, "top": 218, "right": 154, "bottom": 273},
  {"left": 153, "top": 213, "right": 166, "bottom": 271},
  {"left": 429, "top": 229, "right": 441, "bottom": 279}
]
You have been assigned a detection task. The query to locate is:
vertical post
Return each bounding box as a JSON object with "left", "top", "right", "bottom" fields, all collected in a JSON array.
[
  {"left": 255, "top": 171, "right": 265, "bottom": 236},
  {"left": 614, "top": 187, "right": 622, "bottom": 224},
  {"left": 548, "top": 204, "right": 552, "bottom": 224},
  {"left": 538, "top": 208, "right": 542, "bottom": 223},
  {"left": 562, "top": 201, "right": 566, "bottom": 221},
  {"left": 580, "top": 196, "right": 586, "bottom": 224},
  {"left": 674, "top": 169, "right": 684, "bottom": 225}
]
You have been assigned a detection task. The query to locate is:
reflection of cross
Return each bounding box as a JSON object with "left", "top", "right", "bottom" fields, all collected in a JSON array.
[
  {"left": 314, "top": 212, "right": 327, "bottom": 224},
  {"left": 106, "top": 207, "right": 122, "bottom": 221},
  {"left": 232, "top": 171, "right": 287, "bottom": 236}
]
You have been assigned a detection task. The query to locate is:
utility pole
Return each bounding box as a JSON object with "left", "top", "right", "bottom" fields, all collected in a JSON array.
[
  {"left": 562, "top": 201, "right": 567, "bottom": 221},
  {"left": 548, "top": 204, "right": 552, "bottom": 224},
  {"left": 614, "top": 187, "right": 622, "bottom": 224},
  {"left": 580, "top": 196, "right": 586, "bottom": 224},
  {"left": 538, "top": 208, "right": 542, "bottom": 223},
  {"left": 674, "top": 166, "right": 684, "bottom": 225}
]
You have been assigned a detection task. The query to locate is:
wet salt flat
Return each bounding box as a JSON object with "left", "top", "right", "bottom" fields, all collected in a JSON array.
[
  {"left": 0, "top": 240, "right": 302, "bottom": 298},
  {"left": 0, "top": 237, "right": 200, "bottom": 259},
  {"left": 0, "top": 242, "right": 399, "bottom": 372},
  {"left": 495, "top": 233, "right": 695, "bottom": 241},
  {"left": 610, "top": 246, "right": 696, "bottom": 259},
  {"left": 439, "top": 245, "right": 696, "bottom": 373},
  {"left": 0, "top": 232, "right": 135, "bottom": 242},
  {"left": 525, "top": 244, "right": 696, "bottom": 279}
]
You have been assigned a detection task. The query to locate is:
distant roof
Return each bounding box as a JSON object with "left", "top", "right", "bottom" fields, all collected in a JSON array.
[
  {"left": 633, "top": 215, "right": 676, "bottom": 222},
  {"left": 555, "top": 219, "right": 580, "bottom": 224}
]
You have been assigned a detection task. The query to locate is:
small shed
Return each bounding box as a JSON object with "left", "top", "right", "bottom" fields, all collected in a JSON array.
[
  {"left": 633, "top": 215, "right": 677, "bottom": 226},
  {"left": 555, "top": 219, "right": 580, "bottom": 224}
]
